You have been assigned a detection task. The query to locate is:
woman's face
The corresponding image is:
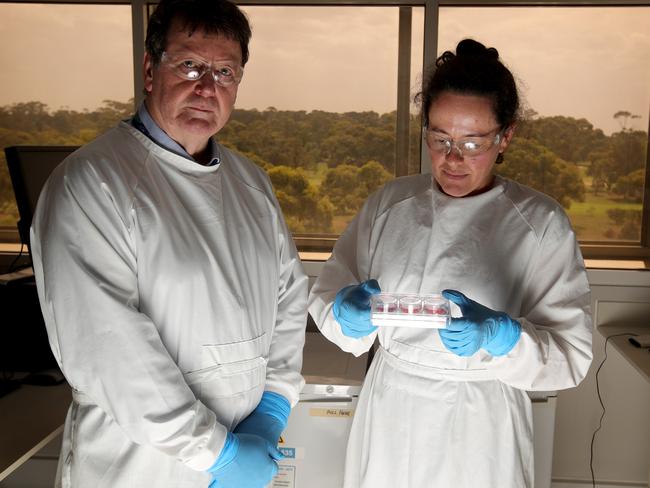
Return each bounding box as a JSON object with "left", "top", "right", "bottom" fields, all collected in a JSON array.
[{"left": 426, "top": 92, "right": 513, "bottom": 197}]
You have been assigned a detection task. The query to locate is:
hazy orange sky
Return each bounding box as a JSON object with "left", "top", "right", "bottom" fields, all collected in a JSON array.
[{"left": 1, "top": 4, "right": 648, "bottom": 135}]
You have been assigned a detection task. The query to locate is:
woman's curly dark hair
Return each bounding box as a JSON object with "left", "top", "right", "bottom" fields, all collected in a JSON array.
[{"left": 417, "top": 39, "right": 520, "bottom": 130}]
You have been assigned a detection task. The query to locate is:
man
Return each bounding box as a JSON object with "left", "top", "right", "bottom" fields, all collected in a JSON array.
[{"left": 30, "top": 0, "right": 307, "bottom": 486}]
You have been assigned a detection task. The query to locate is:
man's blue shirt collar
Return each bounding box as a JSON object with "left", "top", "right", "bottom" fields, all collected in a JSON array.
[{"left": 132, "top": 103, "right": 220, "bottom": 166}]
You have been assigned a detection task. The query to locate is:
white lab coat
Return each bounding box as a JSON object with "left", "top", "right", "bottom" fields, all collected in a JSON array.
[
  {"left": 308, "top": 174, "right": 592, "bottom": 488},
  {"left": 31, "top": 122, "right": 307, "bottom": 487}
]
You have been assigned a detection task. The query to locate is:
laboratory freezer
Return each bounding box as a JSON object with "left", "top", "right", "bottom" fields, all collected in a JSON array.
[
  {"left": 272, "top": 331, "right": 366, "bottom": 488},
  {"left": 274, "top": 331, "right": 557, "bottom": 488},
  {"left": 273, "top": 382, "right": 360, "bottom": 488}
]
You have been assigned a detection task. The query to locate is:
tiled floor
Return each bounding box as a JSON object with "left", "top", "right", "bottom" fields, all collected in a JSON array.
[{"left": 0, "top": 433, "right": 59, "bottom": 488}]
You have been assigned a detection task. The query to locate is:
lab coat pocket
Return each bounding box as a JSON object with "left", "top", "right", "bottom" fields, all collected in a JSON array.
[
  {"left": 185, "top": 356, "right": 267, "bottom": 398},
  {"left": 199, "top": 332, "right": 267, "bottom": 370},
  {"left": 184, "top": 334, "right": 268, "bottom": 430}
]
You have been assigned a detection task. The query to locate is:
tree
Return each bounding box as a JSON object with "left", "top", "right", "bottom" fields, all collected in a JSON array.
[
  {"left": 583, "top": 129, "right": 647, "bottom": 198},
  {"left": 358, "top": 160, "right": 392, "bottom": 196},
  {"left": 608, "top": 130, "right": 646, "bottom": 178},
  {"left": 267, "top": 166, "right": 333, "bottom": 233},
  {"left": 0, "top": 101, "right": 51, "bottom": 132},
  {"left": 319, "top": 161, "right": 392, "bottom": 217},
  {"left": 613, "top": 110, "right": 641, "bottom": 131},
  {"left": 586, "top": 150, "right": 613, "bottom": 195},
  {"left": 518, "top": 115, "right": 607, "bottom": 164},
  {"left": 498, "top": 138, "right": 585, "bottom": 209},
  {"left": 614, "top": 169, "right": 645, "bottom": 203},
  {"left": 606, "top": 208, "right": 641, "bottom": 240},
  {"left": 319, "top": 164, "right": 361, "bottom": 214},
  {"left": 239, "top": 150, "right": 272, "bottom": 171}
]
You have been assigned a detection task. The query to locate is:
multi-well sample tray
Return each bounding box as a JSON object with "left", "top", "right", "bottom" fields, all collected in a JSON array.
[{"left": 371, "top": 293, "right": 450, "bottom": 328}]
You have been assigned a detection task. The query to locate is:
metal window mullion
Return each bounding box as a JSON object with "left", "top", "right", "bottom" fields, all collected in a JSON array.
[
  {"left": 131, "top": 0, "right": 147, "bottom": 109},
  {"left": 420, "top": 0, "right": 438, "bottom": 174},
  {"left": 396, "top": 7, "right": 412, "bottom": 177},
  {"left": 637, "top": 44, "right": 650, "bottom": 249}
]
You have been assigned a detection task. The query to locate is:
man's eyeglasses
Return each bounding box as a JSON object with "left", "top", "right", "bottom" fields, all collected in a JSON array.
[
  {"left": 424, "top": 128, "right": 502, "bottom": 158},
  {"left": 161, "top": 52, "right": 244, "bottom": 87}
]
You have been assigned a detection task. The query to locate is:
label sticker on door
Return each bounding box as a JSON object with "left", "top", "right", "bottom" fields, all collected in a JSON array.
[
  {"left": 279, "top": 447, "right": 295, "bottom": 458},
  {"left": 309, "top": 407, "right": 354, "bottom": 418},
  {"left": 278, "top": 446, "right": 305, "bottom": 460},
  {"left": 271, "top": 464, "right": 296, "bottom": 488}
]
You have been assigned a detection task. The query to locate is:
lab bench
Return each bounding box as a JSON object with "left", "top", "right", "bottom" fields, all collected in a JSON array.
[
  {"left": 598, "top": 324, "right": 650, "bottom": 384},
  {"left": 597, "top": 323, "right": 650, "bottom": 486}
]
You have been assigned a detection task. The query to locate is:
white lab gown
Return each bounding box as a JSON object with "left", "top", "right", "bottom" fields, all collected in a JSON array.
[
  {"left": 30, "top": 122, "right": 307, "bottom": 487},
  {"left": 308, "top": 174, "right": 592, "bottom": 488}
]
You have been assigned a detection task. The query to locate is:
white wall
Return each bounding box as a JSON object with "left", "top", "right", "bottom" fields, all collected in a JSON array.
[{"left": 552, "top": 269, "right": 650, "bottom": 487}]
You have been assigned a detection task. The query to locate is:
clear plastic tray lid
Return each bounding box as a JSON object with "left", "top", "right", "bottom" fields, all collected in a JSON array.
[{"left": 371, "top": 293, "right": 450, "bottom": 328}]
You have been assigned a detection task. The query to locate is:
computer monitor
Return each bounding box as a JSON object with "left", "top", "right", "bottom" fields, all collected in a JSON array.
[
  {"left": 1, "top": 146, "right": 76, "bottom": 383},
  {"left": 4, "top": 145, "right": 78, "bottom": 251}
]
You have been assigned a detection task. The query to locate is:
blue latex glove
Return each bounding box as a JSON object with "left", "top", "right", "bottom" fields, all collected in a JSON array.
[
  {"left": 207, "top": 432, "right": 283, "bottom": 488},
  {"left": 234, "top": 391, "right": 290, "bottom": 447},
  {"left": 439, "top": 289, "right": 522, "bottom": 357},
  {"left": 333, "top": 279, "right": 381, "bottom": 338}
]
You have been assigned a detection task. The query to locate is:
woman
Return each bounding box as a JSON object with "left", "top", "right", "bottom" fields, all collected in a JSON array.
[{"left": 308, "top": 39, "right": 592, "bottom": 487}]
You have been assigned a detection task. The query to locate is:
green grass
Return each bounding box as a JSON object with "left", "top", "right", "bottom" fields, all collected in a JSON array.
[
  {"left": 567, "top": 192, "right": 641, "bottom": 241},
  {"left": 567, "top": 165, "right": 640, "bottom": 240}
]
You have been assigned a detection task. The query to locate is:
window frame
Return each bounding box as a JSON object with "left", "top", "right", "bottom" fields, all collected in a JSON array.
[{"left": 1, "top": 0, "right": 649, "bottom": 261}]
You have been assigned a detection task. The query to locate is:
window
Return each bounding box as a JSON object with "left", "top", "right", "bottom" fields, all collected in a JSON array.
[
  {"left": 223, "top": 6, "right": 424, "bottom": 248},
  {"left": 0, "top": 2, "right": 134, "bottom": 242},
  {"left": 0, "top": 0, "right": 649, "bottom": 261},
  {"left": 439, "top": 5, "right": 650, "bottom": 256}
]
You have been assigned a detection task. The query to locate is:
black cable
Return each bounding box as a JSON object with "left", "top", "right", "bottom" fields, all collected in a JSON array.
[{"left": 589, "top": 332, "right": 638, "bottom": 487}]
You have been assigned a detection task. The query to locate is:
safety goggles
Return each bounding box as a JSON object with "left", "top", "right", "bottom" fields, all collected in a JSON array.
[
  {"left": 424, "top": 128, "right": 502, "bottom": 158},
  {"left": 161, "top": 52, "right": 244, "bottom": 87}
]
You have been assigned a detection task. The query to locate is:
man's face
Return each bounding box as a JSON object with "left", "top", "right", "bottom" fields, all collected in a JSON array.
[{"left": 144, "top": 20, "right": 243, "bottom": 156}]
